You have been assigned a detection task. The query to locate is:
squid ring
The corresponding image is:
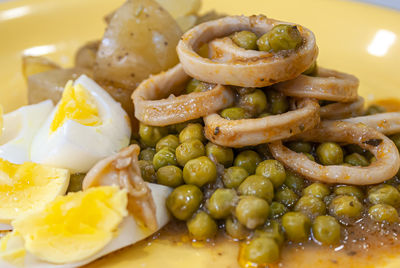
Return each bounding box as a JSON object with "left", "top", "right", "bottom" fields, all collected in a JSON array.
[
  {"left": 132, "top": 64, "right": 235, "bottom": 126},
  {"left": 269, "top": 121, "right": 400, "bottom": 185},
  {"left": 177, "top": 15, "right": 318, "bottom": 87},
  {"left": 344, "top": 112, "right": 400, "bottom": 135},
  {"left": 203, "top": 98, "right": 320, "bottom": 148},
  {"left": 320, "top": 97, "right": 364, "bottom": 120},
  {"left": 274, "top": 67, "right": 359, "bottom": 102}
]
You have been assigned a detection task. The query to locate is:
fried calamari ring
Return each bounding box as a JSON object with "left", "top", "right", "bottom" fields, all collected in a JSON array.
[
  {"left": 320, "top": 97, "right": 364, "bottom": 120},
  {"left": 132, "top": 64, "right": 234, "bottom": 126},
  {"left": 274, "top": 67, "right": 359, "bottom": 102},
  {"left": 177, "top": 15, "right": 318, "bottom": 87},
  {"left": 204, "top": 98, "right": 319, "bottom": 148},
  {"left": 269, "top": 121, "right": 400, "bottom": 185},
  {"left": 344, "top": 112, "right": 400, "bottom": 135},
  {"left": 83, "top": 144, "right": 158, "bottom": 231}
]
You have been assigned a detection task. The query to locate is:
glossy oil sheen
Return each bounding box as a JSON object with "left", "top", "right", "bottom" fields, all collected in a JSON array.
[{"left": 0, "top": 0, "right": 400, "bottom": 267}]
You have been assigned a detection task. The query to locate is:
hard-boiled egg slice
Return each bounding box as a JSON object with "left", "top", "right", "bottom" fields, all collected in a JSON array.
[
  {"left": 31, "top": 75, "right": 131, "bottom": 173},
  {"left": 0, "top": 101, "right": 53, "bottom": 164},
  {"left": 0, "top": 183, "right": 171, "bottom": 268},
  {"left": 0, "top": 159, "right": 69, "bottom": 230}
]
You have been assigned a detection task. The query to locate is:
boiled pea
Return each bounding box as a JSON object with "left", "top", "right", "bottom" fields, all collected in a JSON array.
[
  {"left": 234, "top": 150, "right": 262, "bottom": 174},
  {"left": 206, "top": 142, "right": 234, "bottom": 167},
  {"left": 235, "top": 196, "right": 270, "bottom": 229},
  {"left": 183, "top": 156, "right": 217, "bottom": 187},
  {"left": 207, "top": 188, "right": 237, "bottom": 219},
  {"left": 238, "top": 175, "right": 274, "bottom": 203},
  {"left": 256, "top": 159, "right": 286, "bottom": 188},
  {"left": 156, "top": 165, "right": 183, "bottom": 187},
  {"left": 222, "top": 166, "right": 249, "bottom": 188},
  {"left": 179, "top": 123, "right": 205, "bottom": 143},
  {"left": 281, "top": 211, "right": 311, "bottom": 242},
  {"left": 187, "top": 211, "right": 217, "bottom": 240},
  {"left": 176, "top": 139, "right": 205, "bottom": 166},
  {"left": 166, "top": 185, "right": 203, "bottom": 220},
  {"left": 312, "top": 215, "right": 341, "bottom": 245}
]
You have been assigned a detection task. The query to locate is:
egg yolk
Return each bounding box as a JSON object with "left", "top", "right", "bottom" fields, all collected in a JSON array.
[
  {"left": 0, "top": 159, "right": 69, "bottom": 223},
  {"left": 11, "top": 186, "right": 128, "bottom": 264},
  {"left": 50, "top": 81, "right": 101, "bottom": 132}
]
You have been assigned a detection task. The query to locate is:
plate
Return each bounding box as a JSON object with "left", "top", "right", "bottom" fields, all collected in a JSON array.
[{"left": 1, "top": 0, "right": 400, "bottom": 267}]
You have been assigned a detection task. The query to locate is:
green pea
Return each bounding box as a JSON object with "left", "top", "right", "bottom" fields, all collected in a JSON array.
[
  {"left": 139, "top": 148, "right": 156, "bottom": 161},
  {"left": 185, "top": 78, "right": 209, "bottom": 94},
  {"left": 176, "top": 139, "right": 205, "bottom": 166},
  {"left": 231, "top": 30, "right": 258, "bottom": 50},
  {"left": 67, "top": 173, "right": 85, "bottom": 193},
  {"left": 303, "top": 182, "right": 331, "bottom": 199},
  {"left": 235, "top": 196, "right": 270, "bottom": 229},
  {"left": 256, "top": 160, "right": 286, "bottom": 188},
  {"left": 168, "top": 118, "right": 203, "bottom": 134},
  {"left": 303, "top": 61, "right": 318, "bottom": 76},
  {"left": 316, "top": 142, "right": 344, "bottom": 165},
  {"left": 294, "top": 195, "right": 326, "bottom": 218},
  {"left": 256, "top": 220, "right": 285, "bottom": 246},
  {"left": 166, "top": 185, "right": 203, "bottom": 220},
  {"left": 242, "top": 236, "right": 280, "bottom": 264},
  {"left": 286, "top": 141, "right": 312, "bottom": 153},
  {"left": 222, "top": 166, "right": 249, "bottom": 188},
  {"left": 274, "top": 186, "right": 298, "bottom": 208},
  {"left": 282, "top": 211, "right": 311, "bottom": 242},
  {"left": 206, "top": 142, "right": 234, "bottom": 167},
  {"left": 390, "top": 134, "right": 400, "bottom": 151},
  {"left": 368, "top": 184, "right": 400, "bottom": 207},
  {"left": 239, "top": 89, "right": 268, "bottom": 116},
  {"left": 266, "top": 24, "right": 303, "bottom": 52},
  {"left": 238, "top": 175, "right": 274, "bottom": 203},
  {"left": 236, "top": 87, "right": 256, "bottom": 95},
  {"left": 225, "top": 217, "right": 250, "bottom": 240},
  {"left": 156, "top": 165, "right": 183, "bottom": 187},
  {"left": 344, "top": 153, "right": 369, "bottom": 167},
  {"left": 183, "top": 156, "right": 217, "bottom": 187},
  {"left": 368, "top": 204, "right": 399, "bottom": 223},
  {"left": 187, "top": 211, "right": 217, "bottom": 240},
  {"left": 234, "top": 150, "right": 262, "bottom": 174},
  {"left": 220, "top": 107, "right": 248, "bottom": 120},
  {"left": 256, "top": 33, "right": 272, "bottom": 52},
  {"left": 312, "top": 215, "right": 341, "bottom": 245},
  {"left": 266, "top": 90, "right": 289, "bottom": 115},
  {"left": 139, "top": 123, "right": 168, "bottom": 147},
  {"left": 179, "top": 123, "right": 205, "bottom": 143},
  {"left": 155, "top": 135, "right": 179, "bottom": 152},
  {"left": 365, "top": 105, "right": 386, "bottom": 115},
  {"left": 284, "top": 170, "right": 305, "bottom": 194},
  {"left": 329, "top": 195, "right": 363, "bottom": 222},
  {"left": 304, "top": 153, "right": 315, "bottom": 161},
  {"left": 153, "top": 147, "right": 177, "bottom": 170},
  {"left": 269, "top": 202, "right": 288, "bottom": 219},
  {"left": 334, "top": 185, "right": 364, "bottom": 201},
  {"left": 138, "top": 160, "right": 157, "bottom": 183},
  {"left": 207, "top": 189, "right": 237, "bottom": 219}
]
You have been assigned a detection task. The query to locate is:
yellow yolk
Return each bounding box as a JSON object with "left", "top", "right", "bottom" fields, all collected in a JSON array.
[
  {"left": 12, "top": 186, "right": 128, "bottom": 264},
  {"left": 50, "top": 81, "right": 101, "bottom": 132},
  {"left": 0, "top": 105, "right": 3, "bottom": 137},
  {"left": 0, "top": 159, "right": 69, "bottom": 224}
]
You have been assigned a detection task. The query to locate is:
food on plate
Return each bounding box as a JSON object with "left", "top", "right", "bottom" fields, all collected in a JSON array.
[
  {"left": 22, "top": 56, "right": 60, "bottom": 81},
  {"left": 132, "top": 64, "right": 235, "bottom": 126},
  {"left": 1, "top": 0, "right": 400, "bottom": 267},
  {"left": 28, "top": 67, "right": 91, "bottom": 106},
  {"left": 94, "top": 0, "right": 182, "bottom": 94},
  {"left": 0, "top": 159, "right": 69, "bottom": 230},
  {"left": 30, "top": 75, "right": 131, "bottom": 173},
  {"left": 177, "top": 15, "right": 318, "bottom": 87},
  {"left": 0, "top": 101, "right": 53, "bottom": 164}
]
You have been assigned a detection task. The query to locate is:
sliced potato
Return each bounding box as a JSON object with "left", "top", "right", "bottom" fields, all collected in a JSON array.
[
  {"left": 94, "top": 0, "right": 182, "bottom": 89},
  {"left": 28, "top": 68, "right": 91, "bottom": 105},
  {"left": 155, "top": 0, "right": 201, "bottom": 18},
  {"left": 22, "top": 56, "right": 60, "bottom": 81},
  {"left": 176, "top": 15, "right": 198, "bottom": 32},
  {"left": 75, "top": 40, "right": 100, "bottom": 70}
]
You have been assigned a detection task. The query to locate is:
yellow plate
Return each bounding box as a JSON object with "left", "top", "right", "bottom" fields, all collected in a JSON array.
[{"left": 1, "top": 0, "right": 400, "bottom": 267}]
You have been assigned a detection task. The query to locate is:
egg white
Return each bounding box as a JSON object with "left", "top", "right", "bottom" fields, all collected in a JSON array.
[
  {"left": 0, "top": 101, "right": 53, "bottom": 164},
  {"left": 0, "top": 183, "right": 172, "bottom": 268},
  {"left": 30, "top": 75, "right": 131, "bottom": 173}
]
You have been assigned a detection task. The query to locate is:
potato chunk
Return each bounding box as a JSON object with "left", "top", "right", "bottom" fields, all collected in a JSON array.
[
  {"left": 75, "top": 40, "right": 100, "bottom": 70},
  {"left": 94, "top": 0, "right": 182, "bottom": 89},
  {"left": 22, "top": 56, "right": 60, "bottom": 81},
  {"left": 28, "top": 68, "right": 91, "bottom": 105}
]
